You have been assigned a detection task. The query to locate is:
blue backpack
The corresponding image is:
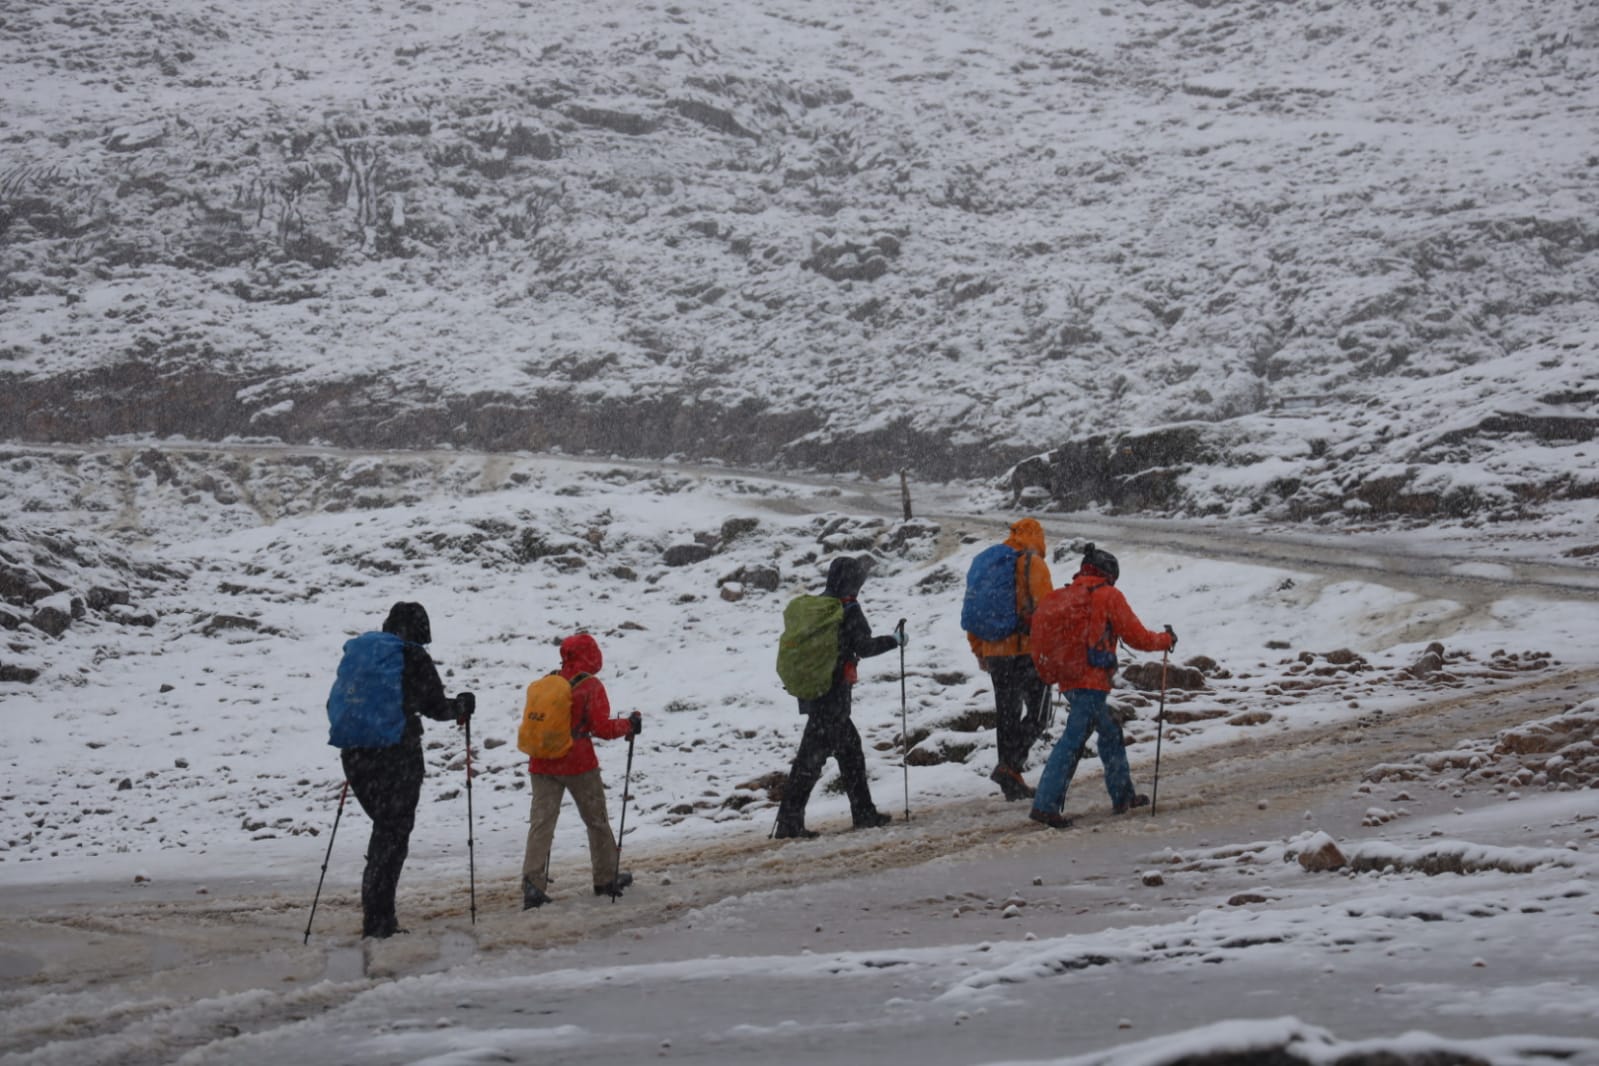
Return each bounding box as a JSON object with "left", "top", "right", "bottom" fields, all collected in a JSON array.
[
  {"left": 327, "top": 631, "right": 408, "bottom": 748},
  {"left": 962, "top": 544, "right": 1025, "bottom": 642}
]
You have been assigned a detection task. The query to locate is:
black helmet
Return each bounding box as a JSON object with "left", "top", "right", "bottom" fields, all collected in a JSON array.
[{"left": 1081, "top": 543, "right": 1120, "bottom": 584}]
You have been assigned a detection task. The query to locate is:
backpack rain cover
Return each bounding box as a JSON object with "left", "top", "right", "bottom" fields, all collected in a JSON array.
[
  {"left": 1029, "top": 582, "right": 1111, "bottom": 686},
  {"left": 519, "top": 672, "right": 589, "bottom": 760},
  {"left": 327, "top": 631, "right": 408, "bottom": 748},
  {"left": 776, "top": 595, "right": 846, "bottom": 699},
  {"left": 961, "top": 544, "right": 1022, "bottom": 642}
]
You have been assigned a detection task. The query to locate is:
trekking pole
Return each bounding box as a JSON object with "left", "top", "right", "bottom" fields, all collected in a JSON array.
[
  {"left": 896, "top": 618, "right": 909, "bottom": 822},
  {"left": 611, "top": 732, "right": 636, "bottom": 902},
  {"left": 464, "top": 716, "right": 477, "bottom": 925},
  {"left": 303, "top": 780, "right": 349, "bottom": 945},
  {"left": 1151, "top": 649, "right": 1169, "bottom": 817}
]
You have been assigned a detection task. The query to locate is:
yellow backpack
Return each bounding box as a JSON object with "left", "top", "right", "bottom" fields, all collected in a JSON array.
[{"left": 517, "top": 672, "right": 592, "bottom": 759}]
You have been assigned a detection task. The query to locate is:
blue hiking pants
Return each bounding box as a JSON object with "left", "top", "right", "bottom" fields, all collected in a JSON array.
[{"left": 1032, "top": 688, "right": 1137, "bottom": 815}]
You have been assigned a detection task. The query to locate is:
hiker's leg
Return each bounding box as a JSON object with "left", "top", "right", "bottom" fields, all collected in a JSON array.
[
  {"left": 1016, "top": 656, "right": 1049, "bottom": 758},
  {"left": 521, "top": 773, "right": 566, "bottom": 893},
  {"left": 775, "top": 710, "right": 832, "bottom": 829},
  {"left": 1093, "top": 700, "right": 1137, "bottom": 808},
  {"left": 566, "top": 768, "right": 620, "bottom": 886},
  {"left": 827, "top": 713, "right": 879, "bottom": 822},
  {"left": 989, "top": 655, "right": 1029, "bottom": 772},
  {"left": 1032, "top": 689, "right": 1097, "bottom": 814},
  {"left": 344, "top": 746, "right": 422, "bottom": 936}
]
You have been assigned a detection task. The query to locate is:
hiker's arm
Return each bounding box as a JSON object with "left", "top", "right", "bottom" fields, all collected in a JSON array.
[
  {"left": 577, "top": 681, "right": 632, "bottom": 741},
  {"left": 1108, "top": 591, "right": 1176, "bottom": 654},
  {"left": 844, "top": 605, "right": 899, "bottom": 660},
  {"left": 403, "top": 646, "right": 458, "bottom": 721}
]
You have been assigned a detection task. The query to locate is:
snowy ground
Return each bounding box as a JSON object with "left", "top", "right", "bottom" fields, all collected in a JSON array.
[{"left": 2, "top": 448, "right": 1598, "bottom": 1063}]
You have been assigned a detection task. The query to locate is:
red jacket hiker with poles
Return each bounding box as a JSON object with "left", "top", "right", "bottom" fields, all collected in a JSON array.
[{"left": 1027, "top": 546, "right": 1176, "bottom": 829}]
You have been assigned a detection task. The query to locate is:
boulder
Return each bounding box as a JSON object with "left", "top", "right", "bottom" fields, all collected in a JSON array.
[
  {"left": 1295, "top": 833, "right": 1347, "bottom": 872},
  {"left": 720, "top": 516, "right": 760, "bottom": 543},
  {"left": 0, "top": 564, "right": 51, "bottom": 604},
  {"left": 200, "top": 614, "right": 260, "bottom": 636},
  {"left": 564, "top": 104, "right": 659, "bottom": 136},
  {"left": 1406, "top": 649, "right": 1445, "bottom": 679},
  {"left": 1122, "top": 662, "right": 1206, "bottom": 691},
  {"left": 670, "top": 98, "right": 759, "bottom": 140},
  {"left": 663, "top": 543, "right": 714, "bottom": 567},
  {"left": 31, "top": 594, "right": 73, "bottom": 637},
  {"left": 87, "top": 586, "right": 131, "bottom": 610},
  {"left": 722, "top": 564, "right": 780, "bottom": 592}
]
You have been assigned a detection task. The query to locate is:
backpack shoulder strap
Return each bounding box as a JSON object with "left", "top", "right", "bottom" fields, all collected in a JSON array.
[{"left": 1021, "top": 551, "right": 1035, "bottom": 616}]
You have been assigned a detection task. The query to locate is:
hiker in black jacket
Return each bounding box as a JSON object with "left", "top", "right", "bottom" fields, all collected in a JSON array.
[
  {"left": 341, "top": 602, "right": 475, "bottom": 939},
  {"left": 774, "top": 557, "right": 902, "bottom": 839}
]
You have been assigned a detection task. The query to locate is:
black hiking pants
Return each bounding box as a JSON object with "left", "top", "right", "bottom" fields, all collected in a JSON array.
[
  {"left": 990, "top": 654, "right": 1048, "bottom": 772},
  {"left": 342, "top": 743, "right": 425, "bottom": 937},
  {"left": 777, "top": 694, "right": 879, "bottom": 830}
]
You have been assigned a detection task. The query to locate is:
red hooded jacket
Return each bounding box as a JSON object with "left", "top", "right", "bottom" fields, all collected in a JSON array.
[{"left": 527, "top": 634, "right": 633, "bottom": 776}]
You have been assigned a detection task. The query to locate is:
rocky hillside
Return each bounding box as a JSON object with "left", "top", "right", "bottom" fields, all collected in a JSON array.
[{"left": 1, "top": 0, "right": 1596, "bottom": 519}]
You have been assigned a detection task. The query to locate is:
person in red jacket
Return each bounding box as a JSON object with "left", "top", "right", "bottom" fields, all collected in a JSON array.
[
  {"left": 520, "top": 633, "right": 641, "bottom": 908},
  {"left": 1028, "top": 545, "right": 1177, "bottom": 829}
]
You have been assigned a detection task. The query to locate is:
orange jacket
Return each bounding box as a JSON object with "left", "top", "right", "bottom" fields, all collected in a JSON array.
[
  {"left": 967, "top": 518, "right": 1054, "bottom": 661},
  {"left": 1053, "top": 571, "right": 1175, "bottom": 692}
]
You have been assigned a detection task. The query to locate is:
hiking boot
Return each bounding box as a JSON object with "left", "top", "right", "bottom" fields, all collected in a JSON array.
[
  {"left": 852, "top": 810, "right": 892, "bottom": 829},
  {"left": 522, "top": 878, "right": 551, "bottom": 910},
  {"left": 362, "top": 919, "right": 408, "bottom": 939},
  {"left": 774, "top": 823, "right": 819, "bottom": 839},
  {"left": 989, "top": 765, "right": 1035, "bottom": 801},
  {"left": 1113, "top": 794, "right": 1151, "bottom": 815},
  {"left": 1028, "top": 808, "right": 1074, "bottom": 830},
  {"left": 593, "top": 871, "right": 634, "bottom": 897}
]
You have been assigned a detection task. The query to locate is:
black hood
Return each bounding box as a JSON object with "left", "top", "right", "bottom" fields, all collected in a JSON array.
[
  {"left": 822, "top": 556, "right": 868, "bottom": 599},
  {"left": 382, "top": 601, "right": 432, "bottom": 645}
]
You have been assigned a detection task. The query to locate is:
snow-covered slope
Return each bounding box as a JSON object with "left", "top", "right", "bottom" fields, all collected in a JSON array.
[
  {"left": 4, "top": 445, "right": 1593, "bottom": 881},
  {"left": 3, "top": 448, "right": 1598, "bottom": 1063},
  {"left": 2, "top": 0, "right": 1596, "bottom": 515}
]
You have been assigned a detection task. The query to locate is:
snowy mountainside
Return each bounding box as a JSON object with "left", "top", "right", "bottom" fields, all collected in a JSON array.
[
  {"left": 3, "top": 446, "right": 1592, "bottom": 884},
  {"left": 1, "top": 0, "right": 1596, "bottom": 517}
]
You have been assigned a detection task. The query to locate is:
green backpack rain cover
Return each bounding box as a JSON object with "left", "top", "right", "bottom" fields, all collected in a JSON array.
[{"left": 776, "top": 595, "right": 845, "bottom": 699}]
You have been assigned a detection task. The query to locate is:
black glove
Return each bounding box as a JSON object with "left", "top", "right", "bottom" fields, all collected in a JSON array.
[
  {"left": 628, "top": 711, "right": 642, "bottom": 737},
  {"left": 455, "top": 691, "right": 476, "bottom": 720},
  {"left": 1164, "top": 625, "right": 1177, "bottom": 651}
]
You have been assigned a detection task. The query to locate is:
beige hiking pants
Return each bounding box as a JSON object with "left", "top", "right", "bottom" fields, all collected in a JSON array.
[{"left": 520, "top": 769, "right": 619, "bottom": 892}]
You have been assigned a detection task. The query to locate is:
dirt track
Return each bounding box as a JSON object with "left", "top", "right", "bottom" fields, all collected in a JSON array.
[{"left": 3, "top": 657, "right": 1592, "bottom": 1064}]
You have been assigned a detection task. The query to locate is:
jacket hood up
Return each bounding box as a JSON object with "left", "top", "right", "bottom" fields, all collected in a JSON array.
[
  {"left": 560, "top": 633, "right": 604, "bottom": 677},
  {"left": 382, "top": 601, "right": 432, "bottom": 645},
  {"left": 1004, "top": 517, "right": 1046, "bottom": 557},
  {"left": 822, "top": 555, "right": 869, "bottom": 599}
]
